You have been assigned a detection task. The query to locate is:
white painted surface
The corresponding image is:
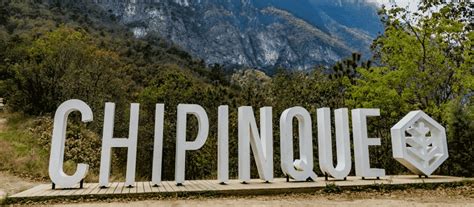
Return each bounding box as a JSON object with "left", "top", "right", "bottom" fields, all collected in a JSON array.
[
  {"left": 99, "top": 103, "right": 139, "bottom": 187},
  {"left": 152, "top": 104, "right": 165, "bottom": 186},
  {"left": 49, "top": 100, "right": 92, "bottom": 188},
  {"left": 352, "top": 109, "right": 386, "bottom": 178},
  {"left": 317, "top": 108, "right": 352, "bottom": 180},
  {"left": 175, "top": 104, "right": 209, "bottom": 185},
  {"left": 218, "top": 106, "right": 229, "bottom": 184},
  {"left": 391, "top": 111, "right": 448, "bottom": 176},
  {"left": 238, "top": 107, "right": 273, "bottom": 182},
  {"left": 279, "top": 107, "right": 317, "bottom": 181}
]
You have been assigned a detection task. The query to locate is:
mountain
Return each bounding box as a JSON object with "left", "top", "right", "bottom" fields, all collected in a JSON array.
[{"left": 94, "top": 0, "right": 383, "bottom": 72}]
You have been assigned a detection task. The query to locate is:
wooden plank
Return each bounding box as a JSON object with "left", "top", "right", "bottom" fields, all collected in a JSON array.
[
  {"left": 203, "top": 180, "right": 225, "bottom": 190},
  {"left": 139, "top": 182, "right": 144, "bottom": 193},
  {"left": 81, "top": 183, "right": 99, "bottom": 195},
  {"left": 134, "top": 182, "right": 140, "bottom": 194},
  {"left": 150, "top": 182, "right": 161, "bottom": 193},
  {"left": 163, "top": 181, "right": 179, "bottom": 192},
  {"left": 71, "top": 183, "right": 93, "bottom": 196},
  {"left": 11, "top": 184, "right": 48, "bottom": 197},
  {"left": 49, "top": 182, "right": 84, "bottom": 196},
  {"left": 192, "top": 180, "right": 211, "bottom": 191},
  {"left": 53, "top": 189, "right": 74, "bottom": 196},
  {"left": 131, "top": 182, "right": 139, "bottom": 194},
  {"left": 105, "top": 182, "right": 119, "bottom": 194},
  {"left": 42, "top": 189, "right": 58, "bottom": 197},
  {"left": 97, "top": 183, "right": 110, "bottom": 195},
  {"left": 129, "top": 182, "right": 138, "bottom": 194},
  {"left": 184, "top": 180, "right": 202, "bottom": 191},
  {"left": 197, "top": 180, "right": 215, "bottom": 191},
  {"left": 113, "top": 182, "right": 125, "bottom": 194},
  {"left": 179, "top": 181, "right": 194, "bottom": 192},
  {"left": 88, "top": 183, "right": 102, "bottom": 195},
  {"left": 149, "top": 182, "right": 163, "bottom": 192},
  {"left": 175, "top": 182, "right": 187, "bottom": 192},
  {"left": 36, "top": 188, "right": 56, "bottom": 197},
  {"left": 198, "top": 180, "right": 218, "bottom": 191},
  {"left": 193, "top": 180, "right": 209, "bottom": 191},
  {"left": 123, "top": 184, "right": 132, "bottom": 194},
  {"left": 164, "top": 181, "right": 174, "bottom": 192},
  {"left": 29, "top": 184, "right": 52, "bottom": 197},
  {"left": 156, "top": 181, "right": 168, "bottom": 192},
  {"left": 32, "top": 185, "right": 53, "bottom": 197},
  {"left": 169, "top": 181, "right": 187, "bottom": 192},
  {"left": 131, "top": 182, "right": 138, "bottom": 194},
  {"left": 143, "top": 181, "right": 152, "bottom": 193},
  {"left": 25, "top": 184, "right": 51, "bottom": 197},
  {"left": 62, "top": 187, "right": 82, "bottom": 196},
  {"left": 136, "top": 182, "right": 144, "bottom": 194}
]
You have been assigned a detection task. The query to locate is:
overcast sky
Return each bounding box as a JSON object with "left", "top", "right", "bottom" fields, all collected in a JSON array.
[{"left": 369, "top": 0, "right": 420, "bottom": 11}]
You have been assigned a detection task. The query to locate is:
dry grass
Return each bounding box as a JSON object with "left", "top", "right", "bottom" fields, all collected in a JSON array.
[
  {"left": 0, "top": 171, "right": 38, "bottom": 196},
  {"left": 0, "top": 112, "right": 49, "bottom": 181}
]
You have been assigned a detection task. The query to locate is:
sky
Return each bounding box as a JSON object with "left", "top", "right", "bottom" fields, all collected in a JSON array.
[{"left": 369, "top": 0, "right": 420, "bottom": 11}]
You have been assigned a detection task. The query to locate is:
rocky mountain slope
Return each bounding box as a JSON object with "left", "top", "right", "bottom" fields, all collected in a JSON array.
[{"left": 94, "top": 0, "right": 382, "bottom": 71}]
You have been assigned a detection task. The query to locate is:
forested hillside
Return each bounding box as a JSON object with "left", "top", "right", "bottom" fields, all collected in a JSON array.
[{"left": 0, "top": 0, "right": 472, "bottom": 182}]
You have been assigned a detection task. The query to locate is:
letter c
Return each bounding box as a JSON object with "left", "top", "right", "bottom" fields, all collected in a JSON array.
[{"left": 49, "top": 99, "right": 92, "bottom": 188}]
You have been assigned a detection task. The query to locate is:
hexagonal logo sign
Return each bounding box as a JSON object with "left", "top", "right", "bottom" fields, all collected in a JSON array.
[{"left": 391, "top": 111, "right": 449, "bottom": 176}]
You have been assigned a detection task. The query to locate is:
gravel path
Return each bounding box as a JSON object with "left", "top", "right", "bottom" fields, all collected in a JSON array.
[
  {"left": 50, "top": 199, "right": 474, "bottom": 207},
  {"left": 45, "top": 184, "right": 473, "bottom": 207}
]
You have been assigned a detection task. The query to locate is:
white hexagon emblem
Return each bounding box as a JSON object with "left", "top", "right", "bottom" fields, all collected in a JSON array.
[{"left": 391, "top": 111, "right": 449, "bottom": 176}]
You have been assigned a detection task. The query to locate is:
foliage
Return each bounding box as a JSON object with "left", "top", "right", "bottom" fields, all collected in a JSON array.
[
  {"left": 441, "top": 98, "right": 474, "bottom": 177},
  {"left": 30, "top": 116, "right": 106, "bottom": 181},
  {"left": 5, "top": 27, "right": 129, "bottom": 115},
  {"left": 349, "top": 1, "right": 473, "bottom": 175},
  {"left": 323, "top": 183, "right": 342, "bottom": 194}
]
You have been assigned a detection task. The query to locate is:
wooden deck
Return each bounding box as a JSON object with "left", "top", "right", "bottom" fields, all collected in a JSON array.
[{"left": 8, "top": 175, "right": 472, "bottom": 203}]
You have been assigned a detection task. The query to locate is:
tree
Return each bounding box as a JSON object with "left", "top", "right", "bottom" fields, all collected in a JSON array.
[
  {"left": 442, "top": 98, "right": 474, "bottom": 176},
  {"left": 4, "top": 26, "right": 130, "bottom": 117},
  {"left": 349, "top": 1, "right": 473, "bottom": 175}
]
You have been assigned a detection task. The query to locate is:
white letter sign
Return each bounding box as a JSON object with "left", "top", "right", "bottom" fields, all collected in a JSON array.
[
  {"left": 175, "top": 104, "right": 209, "bottom": 185},
  {"left": 99, "top": 103, "right": 140, "bottom": 187},
  {"left": 238, "top": 107, "right": 273, "bottom": 183},
  {"left": 218, "top": 105, "right": 229, "bottom": 184},
  {"left": 280, "top": 107, "right": 317, "bottom": 181},
  {"left": 352, "top": 109, "right": 385, "bottom": 179},
  {"left": 48, "top": 99, "right": 453, "bottom": 190},
  {"left": 49, "top": 99, "right": 92, "bottom": 188},
  {"left": 152, "top": 104, "right": 165, "bottom": 186},
  {"left": 317, "top": 108, "right": 351, "bottom": 180},
  {"left": 391, "top": 111, "right": 449, "bottom": 176}
]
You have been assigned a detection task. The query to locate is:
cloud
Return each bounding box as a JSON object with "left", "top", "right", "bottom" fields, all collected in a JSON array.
[{"left": 370, "top": 0, "right": 421, "bottom": 11}]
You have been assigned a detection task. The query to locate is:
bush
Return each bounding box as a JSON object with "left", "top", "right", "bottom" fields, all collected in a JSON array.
[
  {"left": 440, "top": 99, "right": 474, "bottom": 177},
  {"left": 31, "top": 117, "right": 105, "bottom": 179}
]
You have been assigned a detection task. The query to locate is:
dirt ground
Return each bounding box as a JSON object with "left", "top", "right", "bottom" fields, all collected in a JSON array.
[
  {"left": 50, "top": 199, "right": 474, "bottom": 207},
  {"left": 42, "top": 184, "right": 473, "bottom": 207},
  {"left": 0, "top": 171, "right": 38, "bottom": 196}
]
